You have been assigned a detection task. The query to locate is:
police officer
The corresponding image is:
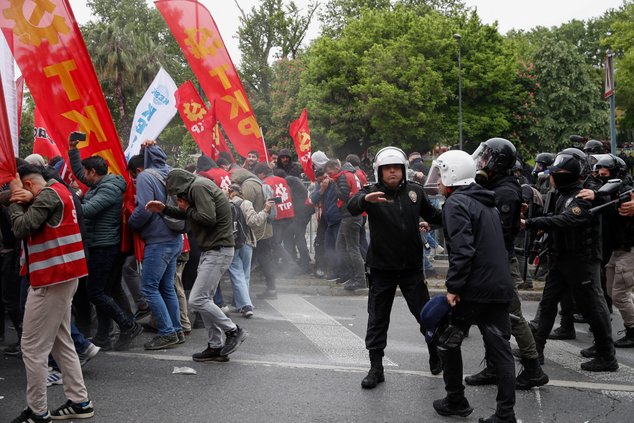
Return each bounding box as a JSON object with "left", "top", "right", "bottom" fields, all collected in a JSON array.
[
  {"left": 468, "top": 138, "right": 548, "bottom": 390},
  {"left": 347, "top": 147, "right": 443, "bottom": 389},
  {"left": 532, "top": 152, "right": 554, "bottom": 197},
  {"left": 425, "top": 150, "right": 516, "bottom": 423},
  {"left": 523, "top": 151, "right": 618, "bottom": 372}
]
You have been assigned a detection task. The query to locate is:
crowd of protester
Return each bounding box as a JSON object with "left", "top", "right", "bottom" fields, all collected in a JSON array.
[{"left": 2, "top": 133, "right": 634, "bottom": 423}]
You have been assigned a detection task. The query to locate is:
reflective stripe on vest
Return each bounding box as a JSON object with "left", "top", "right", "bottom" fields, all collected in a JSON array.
[{"left": 26, "top": 183, "right": 88, "bottom": 287}]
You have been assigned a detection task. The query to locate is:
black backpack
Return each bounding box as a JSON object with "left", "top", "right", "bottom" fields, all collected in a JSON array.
[{"left": 231, "top": 199, "right": 249, "bottom": 248}]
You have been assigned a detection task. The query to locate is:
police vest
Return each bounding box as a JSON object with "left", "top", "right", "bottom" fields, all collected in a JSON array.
[
  {"left": 24, "top": 182, "right": 88, "bottom": 287},
  {"left": 263, "top": 175, "right": 295, "bottom": 220},
  {"left": 200, "top": 168, "right": 232, "bottom": 191}
]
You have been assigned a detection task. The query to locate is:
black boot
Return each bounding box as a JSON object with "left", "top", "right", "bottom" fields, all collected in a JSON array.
[
  {"left": 465, "top": 365, "right": 497, "bottom": 386},
  {"left": 580, "top": 356, "right": 619, "bottom": 372},
  {"left": 478, "top": 414, "right": 517, "bottom": 423},
  {"left": 516, "top": 357, "right": 549, "bottom": 390},
  {"left": 361, "top": 350, "right": 385, "bottom": 389},
  {"left": 548, "top": 325, "right": 576, "bottom": 340},
  {"left": 433, "top": 397, "right": 473, "bottom": 417},
  {"left": 614, "top": 327, "right": 634, "bottom": 348}
]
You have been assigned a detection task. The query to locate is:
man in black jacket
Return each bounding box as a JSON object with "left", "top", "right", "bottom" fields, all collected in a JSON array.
[
  {"left": 468, "top": 138, "right": 548, "bottom": 390},
  {"left": 523, "top": 151, "right": 617, "bottom": 372},
  {"left": 426, "top": 150, "right": 516, "bottom": 423},
  {"left": 347, "top": 147, "right": 442, "bottom": 390}
]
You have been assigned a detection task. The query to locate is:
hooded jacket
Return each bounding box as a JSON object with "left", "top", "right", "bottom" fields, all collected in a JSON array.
[
  {"left": 443, "top": 183, "right": 513, "bottom": 303},
  {"left": 163, "top": 169, "right": 234, "bottom": 252},
  {"left": 128, "top": 146, "right": 180, "bottom": 244},
  {"left": 276, "top": 149, "right": 302, "bottom": 178},
  {"left": 332, "top": 162, "right": 361, "bottom": 219},
  {"left": 347, "top": 179, "right": 442, "bottom": 271},
  {"left": 69, "top": 148, "right": 126, "bottom": 248},
  {"left": 232, "top": 168, "right": 272, "bottom": 240}
]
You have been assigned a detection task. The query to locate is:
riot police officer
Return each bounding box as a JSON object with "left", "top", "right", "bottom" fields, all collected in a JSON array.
[
  {"left": 347, "top": 147, "right": 443, "bottom": 389},
  {"left": 426, "top": 150, "right": 516, "bottom": 423},
  {"left": 523, "top": 151, "right": 618, "bottom": 372},
  {"left": 468, "top": 138, "right": 548, "bottom": 390}
]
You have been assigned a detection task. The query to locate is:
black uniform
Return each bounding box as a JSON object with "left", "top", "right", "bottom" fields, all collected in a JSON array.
[
  {"left": 347, "top": 179, "right": 442, "bottom": 358},
  {"left": 526, "top": 181, "right": 616, "bottom": 365},
  {"left": 440, "top": 183, "right": 516, "bottom": 421}
]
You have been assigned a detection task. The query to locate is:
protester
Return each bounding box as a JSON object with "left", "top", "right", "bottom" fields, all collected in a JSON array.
[
  {"left": 9, "top": 164, "right": 94, "bottom": 422},
  {"left": 146, "top": 169, "right": 247, "bottom": 362}
]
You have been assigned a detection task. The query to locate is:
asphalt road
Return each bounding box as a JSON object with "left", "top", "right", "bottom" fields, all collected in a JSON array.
[{"left": 1, "top": 291, "right": 633, "bottom": 423}]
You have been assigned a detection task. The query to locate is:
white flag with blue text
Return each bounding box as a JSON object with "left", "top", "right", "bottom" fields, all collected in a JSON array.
[{"left": 125, "top": 67, "right": 177, "bottom": 160}]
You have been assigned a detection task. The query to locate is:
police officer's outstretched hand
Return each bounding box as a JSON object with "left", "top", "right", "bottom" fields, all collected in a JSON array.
[{"left": 365, "top": 191, "right": 388, "bottom": 203}]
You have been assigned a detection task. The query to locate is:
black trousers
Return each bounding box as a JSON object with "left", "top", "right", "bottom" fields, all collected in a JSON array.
[
  {"left": 535, "top": 257, "right": 614, "bottom": 359},
  {"left": 365, "top": 268, "right": 429, "bottom": 351},
  {"left": 441, "top": 301, "right": 515, "bottom": 420},
  {"left": 253, "top": 237, "right": 276, "bottom": 291},
  {"left": 0, "top": 250, "right": 21, "bottom": 339}
]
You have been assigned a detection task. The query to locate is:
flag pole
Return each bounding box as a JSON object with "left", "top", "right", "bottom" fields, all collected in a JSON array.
[{"left": 260, "top": 127, "right": 270, "bottom": 163}]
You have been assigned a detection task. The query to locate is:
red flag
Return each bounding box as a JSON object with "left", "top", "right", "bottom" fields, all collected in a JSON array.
[
  {"left": 175, "top": 80, "right": 220, "bottom": 159},
  {"left": 0, "top": 69, "right": 16, "bottom": 184},
  {"left": 604, "top": 52, "right": 614, "bottom": 99},
  {"left": 33, "top": 107, "right": 62, "bottom": 160},
  {"left": 175, "top": 81, "right": 234, "bottom": 161},
  {"left": 15, "top": 75, "right": 23, "bottom": 130},
  {"left": 289, "top": 108, "right": 315, "bottom": 182},
  {"left": 155, "top": 0, "right": 268, "bottom": 161},
  {"left": 1, "top": 0, "right": 135, "bottom": 251},
  {"left": 0, "top": 0, "right": 131, "bottom": 179}
]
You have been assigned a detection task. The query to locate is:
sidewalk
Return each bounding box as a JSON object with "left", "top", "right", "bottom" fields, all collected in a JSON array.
[{"left": 253, "top": 258, "right": 545, "bottom": 301}]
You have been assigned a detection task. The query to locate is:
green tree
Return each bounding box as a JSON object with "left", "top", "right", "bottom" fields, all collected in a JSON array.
[
  {"left": 318, "top": 0, "right": 391, "bottom": 38},
  {"left": 607, "top": 1, "right": 634, "bottom": 131},
  {"left": 301, "top": 7, "right": 518, "bottom": 156},
  {"left": 532, "top": 39, "right": 609, "bottom": 151}
]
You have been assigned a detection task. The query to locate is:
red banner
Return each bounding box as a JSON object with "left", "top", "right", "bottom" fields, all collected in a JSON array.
[
  {"left": 0, "top": 0, "right": 129, "bottom": 180},
  {"left": 0, "top": 69, "right": 16, "bottom": 184},
  {"left": 289, "top": 108, "right": 314, "bottom": 182},
  {"left": 33, "top": 107, "right": 62, "bottom": 160},
  {"left": 155, "top": 0, "right": 268, "bottom": 161},
  {"left": 175, "top": 80, "right": 234, "bottom": 161},
  {"left": 15, "top": 75, "right": 23, "bottom": 130}
]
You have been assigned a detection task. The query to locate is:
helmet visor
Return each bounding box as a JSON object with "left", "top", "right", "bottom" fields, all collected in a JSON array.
[
  {"left": 424, "top": 163, "right": 442, "bottom": 195},
  {"left": 471, "top": 143, "right": 493, "bottom": 171}
]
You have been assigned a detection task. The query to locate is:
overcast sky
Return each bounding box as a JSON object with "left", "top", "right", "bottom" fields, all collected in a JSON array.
[{"left": 69, "top": 0, "right": 625, "bottom": 65}]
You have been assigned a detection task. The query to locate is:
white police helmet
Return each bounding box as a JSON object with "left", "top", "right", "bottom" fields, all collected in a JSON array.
[
  {"left": 373, "top": 146, "right": 408, "bottom": 183},
  {"left": 426, "top": 150, "right": 476, "bottom": 190}
]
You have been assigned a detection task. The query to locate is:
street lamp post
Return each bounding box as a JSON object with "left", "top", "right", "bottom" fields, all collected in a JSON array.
[{"left": 454, "top": 33, "right": 463, "bottom": 151}]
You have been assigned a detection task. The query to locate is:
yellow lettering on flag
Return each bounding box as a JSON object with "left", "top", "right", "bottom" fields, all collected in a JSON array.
[
  {"left": 61, "top": 105, "right": 107, "bottom": 145},
  {"left": 184, "top": 28, "right": 223, "bottom": 59},
  {"left": 238, "top": 116, "right": 261, "bottom": 138},
  {"left": 2, "top": 0, "right": 71, "bottom": 47},
  {"left": 209, "top": 64, "right": 232, "bottom": 90},
  {"left": 43, "top": 60, "right": 79, "bottom": 101},
  {"left": 222, "top": 90, "right": 250, "bottom": 119}
]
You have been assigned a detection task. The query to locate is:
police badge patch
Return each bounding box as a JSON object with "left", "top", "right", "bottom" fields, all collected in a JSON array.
[
  {"left": 409, "top": 191, "right": 417, "bottom": 203},
  {"left": 571, "top": 206, "right": 582, "bottom": 215}
]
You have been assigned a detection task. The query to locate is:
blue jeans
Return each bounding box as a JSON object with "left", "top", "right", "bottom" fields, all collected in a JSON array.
[
  {"left": 228, "top": 245, "right": 253, "bottom": 310},
  {"left": 140, "top": 238, "right": 183, "bottom": 336}
]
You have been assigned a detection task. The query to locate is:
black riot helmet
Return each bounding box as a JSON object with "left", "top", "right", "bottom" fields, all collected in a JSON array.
[
  {"left": 472, "top": 138, "right": 517, "bottom": 184},
  {"left": 592, "top": 154, "right": 618, "bottom": 184},
  {"left": 583, "top": 139, "right": 605, "bottom": 154},
  {"left": 533, "top": 152, "right": 555, "bottom": 175},
  {"left": 615, "top": 156, "right": 628, "bottom": 179},
  {"left": 559, "top": 147, "right": 591, "bottom": 177},
  {"left": 549, "top": 152, "right": 582, "bottom": 188}
]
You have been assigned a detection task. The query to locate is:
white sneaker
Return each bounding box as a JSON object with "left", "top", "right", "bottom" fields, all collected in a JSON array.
[
  {"left": 79, "top": 343, "right": 101, "bottom": 366},
  {"left": 220, "top": 305, "right": 230, "bottom": 315},
  {"left": 47, "top": 368, "right": 63, "bottom": 387},
  {"left": 434, "top": 246, "right": 445, "bottom": 255}
]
